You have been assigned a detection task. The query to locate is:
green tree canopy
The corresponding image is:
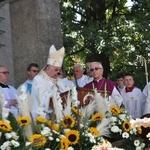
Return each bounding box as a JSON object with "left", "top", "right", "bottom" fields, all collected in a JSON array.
[{"left": 59, "top": 0, "right": 150, "bottom": 89}]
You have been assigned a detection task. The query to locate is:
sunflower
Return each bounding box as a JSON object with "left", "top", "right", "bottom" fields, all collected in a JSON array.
[
  {"left": 17, "top": 116, "right": 30, "bottom": 126},
  {"left": 60, "top": 137, "right": 69, "bottom": 150},
  {"left": 29, "top": 134, "right": 47, "bottom": 146},
  {"left": 47, "top": 120, "right": 59, "bottom": 132},
  {"left": 65, "top": 130, "right": 80, "bottom": 145},
  {"left": 0, "top": 120, "right": 12, "bottom": 131},
  {"left": 122, "top": 120, "right": 131, "bottom": 132},
  {"left": 36, "top": 116, "right": 47, "bottom": 123},
  {"left": 62, "top": 115, "right": 75, "bottom": 128},
  {"left": 72, "top": 107, "right": 83, "bottom": 117},
  {"left": 89, "top": 127, "right": 100, "bottom": 136},
  {"left": 110, "top": 106, "right": 122, "bottom": 115},
  {"left": 91, "top": 113, "right": 103, "bottom": 122}
]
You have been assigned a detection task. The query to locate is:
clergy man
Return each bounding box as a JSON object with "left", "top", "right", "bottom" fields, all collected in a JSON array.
[{"left": 84, "top": 62, "right": 123, "bottom": 107}]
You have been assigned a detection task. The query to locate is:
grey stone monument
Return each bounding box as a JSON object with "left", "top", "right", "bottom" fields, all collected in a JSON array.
[{"left": 0, "top": 0, "right": 63, "bottom": 87}]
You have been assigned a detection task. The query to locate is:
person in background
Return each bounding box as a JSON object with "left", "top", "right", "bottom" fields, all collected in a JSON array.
[
  {"left": 31, "top": 45, "right": 70, "bottom": 119},
  {"left": 57, "top": 68, "right": 74, "bottom": 89},
  {"left": 72, "top": 64, "right": 93, "bottom": 88},
  {"left": 121, "top": 73, "right": 143, "bottom": 118},
  {"left": 116, "top": 72, "right": 125, "bottom": 93},
  {"left": 141, "top": 82, "right": 150, "bottom": 115},
  {"left": 0, "top": 65, "right": 18, "bottom": 117},
  {"left": 18, "top": 63, "right": 39, "bottom": 94},
  {"left": 84, "top": 61, "right": 123, "bottom": 107}
]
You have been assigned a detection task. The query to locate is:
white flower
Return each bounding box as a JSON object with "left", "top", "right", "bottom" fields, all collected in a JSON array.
[
  {"left": 122, "top": 132, "right": 129, "bottom": 139},
  {"left": 5, "top": 133, "right": 12, "bottom": 139},
  {"left": 25, "top": 142, "right": 32, "bottom": 147},
  {"left": 111, "top": 116, "right": 117, "bottom": 122},
  {"left": 68, "top": 146, "right": 74, "bottom": 150},
  {"left": 11, "top": 132, "right": 19, "bottom": 140},
  {"left": 80, "top": 124, "right": 84, "bottom": 128},
  {"left": 49, "top": 136, "right": 54, "bottom": 141},
  {"left": 118, "top": 114, "right": 126, "bottom": 120},
  {"left": 11, "top": 140, "right": 20, "bottom": 147},
  {"left": 134, "top": 140, "right": 140, "bottom": 147},
  {"left": 41, "top": 127, "right": 51, "bottom": 136},
  {"left": 56, "top": 138, "right": 60, "bottom": 142},
  {"left": 1, "top": 141, "right": 11, "bottom": 150},
  {"left": 64, "top": 129, "right": 71, "bottom": 133},
  {"left": 45, "top": 148, "right": 51, "bottom": 150},
  {"left": 111, "top": 126, "right": 120, "bottom": 133},
  {"left": 129, "top": 130, "right": 133, "bottom": 134},
  {"left": 146, "top": 132, "right": 150, "bottom": 138},
  {"left": 140, "top": 143, "right": 145, "bottom": 148},
  {"left": 136, "top": 146, "right": 142, "bottom": 150}
]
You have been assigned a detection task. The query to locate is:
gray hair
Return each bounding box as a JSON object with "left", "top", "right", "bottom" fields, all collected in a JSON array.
[
  {"left": 89, "top": 62, "right": 103, "bottom": 69},
  {"left": 73, "top": 64, "right": 84, "bottom": 70}
]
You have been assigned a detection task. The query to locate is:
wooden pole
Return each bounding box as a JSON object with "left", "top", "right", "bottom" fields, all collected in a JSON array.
[{"left": 139, "top": 55, "right": 148, "bottom": 84}]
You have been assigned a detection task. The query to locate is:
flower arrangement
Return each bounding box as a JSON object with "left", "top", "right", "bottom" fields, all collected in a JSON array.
[
  {"left": 109, "top": 105, "right": 145, "bottom": 150},
  {"left": 0, "top": 87, "right": 146, "bottom": 150}
]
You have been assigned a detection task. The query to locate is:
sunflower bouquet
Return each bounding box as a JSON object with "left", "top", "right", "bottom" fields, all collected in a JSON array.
[{"left": 109, "top": 105, "right": 145, "bottom": 150}]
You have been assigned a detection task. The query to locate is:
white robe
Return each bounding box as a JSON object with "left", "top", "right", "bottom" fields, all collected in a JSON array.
[
  {"left": 121, "top": 87, "right": 143, "bottom": 118},
  {"left": 73, "top": 75, "right": 93, "bottom": 87},
  {"left": 142, "top": 82, "right": 150, "bottom": 115},
  {"left": 0, "top": 85, "right": 18, "bottom": 117},
  {"left": 31, "top": 70, "right": 70, "bottom": 118},
  {"left": 18, "top": 79, "right": 33, "bottom": 95},
  {"left": 108, "top": 87, "right": 123, "bottom": 107}
]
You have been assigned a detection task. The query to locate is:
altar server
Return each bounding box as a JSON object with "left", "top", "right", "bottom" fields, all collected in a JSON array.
[{"left": 121, "top": 73, "right": 143, "bottom": 118}]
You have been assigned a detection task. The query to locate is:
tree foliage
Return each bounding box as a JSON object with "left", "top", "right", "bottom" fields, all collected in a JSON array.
[{"left": 59, "top": 0, "right": 150, "bottom": 89}]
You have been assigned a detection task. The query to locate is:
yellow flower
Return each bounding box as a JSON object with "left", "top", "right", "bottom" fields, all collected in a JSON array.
[
  {"left": 91, "top": 113, "right": 103, "bottom": 122},
  {"left": 110, "top": 106, "right": 122, "bottom": 115},
  {"left": 72, "top": 107, "right": 83, "bottom": 117},
  {"left": 0, "top": 120, "right": 12, "bottom": 131},
  {"left": 29, "top": 134, "right": 47, "bottom": 147},
  {"left": 60, "top": 137, "right": 69, "bottom": 150},
  {"left": 36, "top": 116, "right": 47, "bottom": 123},
  {"left": 89, "top": 127, "right": 100, "bottom": 136},
  {"left": 122, "top": 120, "right": 131, "bottom": 132},
  {"left": 47, "top": 120, "right": 59, "bottom": 132},
  {"left": 17, "top": 116, "right": 30, "bottom": 126},
  {"left": 65, "top": 130, "right": 80, "bottom": 145},
  {"left": 62, "top": 115, "right": 75, "bottom": 128}
]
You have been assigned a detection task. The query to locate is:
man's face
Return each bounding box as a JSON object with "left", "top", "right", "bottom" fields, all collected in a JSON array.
[
  {"left": 86, "top": 62, "right": 92, "bottom": 76},
  {"left": 90, "top": 63, "right": 103, "bottom": 80},
  {"left": 117, "top": 78, "right": 124, "bottom": 88},
  {"left": 124, "top": 75, "right": 134, "bottom": 88},
  {"left": 0, "top": 67, "right": 9, "bottom": 84},
  {"left": 73, "top": 66, "right": 84, "bottom": 79},
  {"left": 27, "top": 66, "right": 39, "bottom": 80},
  {"left": 47, "top": 65, "right": 61, "bottom": 79}
]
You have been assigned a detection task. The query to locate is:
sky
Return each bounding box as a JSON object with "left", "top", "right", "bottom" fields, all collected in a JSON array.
[{"left": 126, "top": 0, "right": 134, "bottom": 7}]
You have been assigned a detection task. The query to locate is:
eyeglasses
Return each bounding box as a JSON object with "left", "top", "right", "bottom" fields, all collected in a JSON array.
[
  {"left": 0, "top": 71, "right": 9, "bottom": 75},
  {"left": 30, "top": 70, "right": 39, "bottom": 73},
  {"left": 90, "top": 67, "right": 102, "bottom": 72}
]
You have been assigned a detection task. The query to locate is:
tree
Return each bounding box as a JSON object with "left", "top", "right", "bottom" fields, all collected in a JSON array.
[{"left": 59, "top": 0, "right": 150, "bottom": 88}]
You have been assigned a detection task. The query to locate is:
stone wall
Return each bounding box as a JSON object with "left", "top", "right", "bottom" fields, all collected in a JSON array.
[{"left": 0, "top": 0, "right": 63, "bottom": 87}]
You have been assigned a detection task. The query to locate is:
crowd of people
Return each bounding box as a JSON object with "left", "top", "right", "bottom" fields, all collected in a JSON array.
[{"left": 0, "top": 45, "right": 150, "bottom": 120}]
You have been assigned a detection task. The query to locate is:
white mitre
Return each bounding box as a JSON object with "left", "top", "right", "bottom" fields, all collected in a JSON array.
[{"left": 47, "top": 45, "right": 65, "bottom": 67}]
